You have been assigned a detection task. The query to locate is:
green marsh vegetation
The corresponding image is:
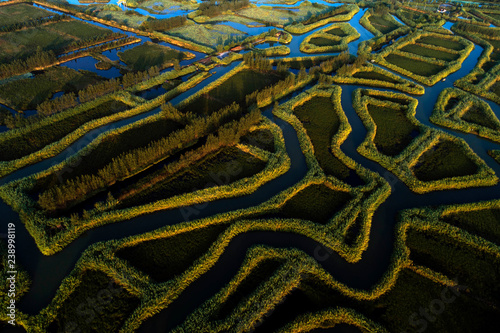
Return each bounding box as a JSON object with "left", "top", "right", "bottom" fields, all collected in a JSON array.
[
  {"left": 276, "top": 182, "right": 353, "bottom": 224},
  {"left": 0, "top": 17, "right": 116, "bottom": 63},
  {"left": 117, "top": 146, "right": 267, "bottom": 209},
  {"left": 400, "top": 43, "right": 460, "bottom": 61},
  {"left": 417, "top": 35, "right": 465, "bottom": 51},
  {"left": 212, "top": 258, "right": 283, "bottom": 320},
  {"left": 182, "top": 69, "right": 286, "bottom": 115},
  {"left": 293, "top": 95, "right": 350, "bottom": 179},
  {"left": 443, "top": 208, "right": 500, "bottom": 247},
  {"left": 0, "top": 3, "right": 52, "bottom": 26},
  {"left": 46, "top": 270, "right": 140, "bottom": 333},
  {"left": 352, "top": 70, "right": 399, "bottom": 83},
  {"left": 0, "top": 100, "right": 128, "bottom": 162},
  {"left": 117, "top": 224, "right": 228, "bottom": 282},
  {"left": 0, "top": 66, "right": 105, "bottom": 110},
  {"left": 406, "top": 228, "right": 500, "bottom": 306},
  {"left": 413, "top": 140, "right": 478, "bottom": 181},
  {"left": 118, "top": 42, "right": 191, "bottom": 71},
  {"left": 384, "top": 53, "right": 445, "bottom": 77},
  {"left": 366, "top": 103, "right": 420, "bottom": 156}
]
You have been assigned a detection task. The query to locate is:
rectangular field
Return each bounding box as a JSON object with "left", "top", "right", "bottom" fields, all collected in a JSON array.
[
  {"left": 0, "top": 3, "right": 53, "bottom": 26},
  {"left": 384, "top": 53, "right": 445, "bottom": 77},
  {"left": 400, "top": 44, "right": 459, "bottom": 62}
]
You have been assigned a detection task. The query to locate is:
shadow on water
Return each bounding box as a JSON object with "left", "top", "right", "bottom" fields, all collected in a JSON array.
[{"left": 1, "top": 3, "right": 500, "bottom": 331}]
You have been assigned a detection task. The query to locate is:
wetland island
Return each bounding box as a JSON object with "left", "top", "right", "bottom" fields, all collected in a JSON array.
[{"left": 1, "top": 0, "right": 500, "bottom": 332}]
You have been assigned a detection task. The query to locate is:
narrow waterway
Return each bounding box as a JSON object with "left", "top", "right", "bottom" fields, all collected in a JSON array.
[{"left": 1, "top": 2, "right": 500, "bottom": 332}]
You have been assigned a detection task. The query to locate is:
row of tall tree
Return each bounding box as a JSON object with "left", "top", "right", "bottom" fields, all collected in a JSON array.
[
  {"left": 243, "top": 52, "right": 273, "bottom": 71},
  {"left": 199, "top": 0, "right": 250, "bottom": 17},
  {"left": 38, "top": 102, "right": 254, "bottom": 211}
]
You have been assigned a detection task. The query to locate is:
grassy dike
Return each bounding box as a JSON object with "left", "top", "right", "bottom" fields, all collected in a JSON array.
[
  {"left": 452, "top": 24, "right": 500, "bottom": 105},
  {"left": 0, "top": 114, "right": 290, "bottom": 255},
  {"left": 372, "top": 31, "right": 474, "bottom": 86},
  {"left": 33, "top": 194, "right": 500, "bottom": 332},
  {"left": 432, "top": 87, "right": 500, "bottom": 142},
  {"left": 0, "top": 67, "right": 209, "bottom": 178},
  {"left": 331, "top": 62, "right": 425, "bottom": 95},
  {"left": 353, "top": 88, "right": 497, "bottom": 193},
  {"left": 299, "top": 22, "right": 360, "bottom": 54},
  {"left": 284, "top": 4, "right": 359, "bottom": 35}
]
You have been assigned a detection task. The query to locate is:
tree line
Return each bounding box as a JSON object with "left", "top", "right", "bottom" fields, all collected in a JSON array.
[
  {"left": 0, "top": 36, "right": 137, "bottom": 81},
  {"left": 0, "top": 14, "right": 69, "bottom": 33},
  {"left": 38, "top": 102, "right": 256, "bottom": 211},
  {"left": 455, "top": 21, "right": 499, "bottom": 37},
  {"left": 199, "top": 0, "right": 250, "bottom": 18},
  {"left": 78, "top": 66, "right": 159, "bottom": 103},
  {"left": 243, "top": 52, "right": 273, "bottom": 71}
]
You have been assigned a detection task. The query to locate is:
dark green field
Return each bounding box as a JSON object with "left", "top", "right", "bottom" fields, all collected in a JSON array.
[
  {"left": 461, "top": 105, "right": 500, "bottom": 130},
  {"left": 416, "top": 36, "right": 465, "bottom": 51},
  {"left": 47, "top": 270, "right": 140, "bottom": 333},
  {"left": 443, "top": 208, "right": 500, "bottom": 245},
  {"left": 368, "top": 14, "right": 399, "bottom": 34},
  {"left": 293, "top": 96, "right": 351, "bottom": 179},
  {"left": 325, "top": 27, "right": 347, "bottom": 36},
  {"left": 0, "top": 67, "right": 105, "bottom": 110},
  {"left": 117, "top": 224, "right": 228, "bottom": 282},
  {"left": 278, "top": 183, "right": 352, "bottom": 224},
  {"left": 366, "top": 103, "right": 419, "bottom": 156},
  {"left": 352, "top": 70, "right": 399, "bottom": 83},
  {"left": 413, "top": 140, "right": 478, "bottom": 181},
  {"left": 0, "top": 100, "right": 128, "bottom": 161},
  {"left": 119, "top": 146, "right": 267, "bottom": 208},
  {"left": 0, "top": 18, "right": 114, "bottom": 62},
  {"left": 309, "top": 37, "right": 339, "bottom": 47},
  {"left": 0, "top": 3, "right": 52, "bottom": 26},
  {"left": 182, "top": 69, "right": 285, "bottom": 115},
  {"left": 385, "top": 53, "right": 445, "bottom": 77},
  {"left": 401, "top": 44, "right": 460, "bottom": 62},
  {"left": 118, "top": 42, "right": 188, "bottom": 71}
]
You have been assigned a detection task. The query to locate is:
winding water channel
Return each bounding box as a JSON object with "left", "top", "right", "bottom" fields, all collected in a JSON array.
[{"left": 1, "top": 1, "right": 500, "bottom": 331}]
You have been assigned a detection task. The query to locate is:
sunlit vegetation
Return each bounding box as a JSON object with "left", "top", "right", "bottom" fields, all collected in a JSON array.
[
  {"left": 293, "top": 95, "right": 350, "bottom": 179},
  {"left": 353, "top": 88, "right": 496, "bottom": 193},
  {"left": 300, "top": 22, "right": 359, "bottom": 54},
  {"left": 276, "top": 182, "right": 352, "bottom": 224},
  {"left": 181, "top": 68, "right": 286, "bottom": 115},
  {"left": 3, "top": 1, "right": 500, "bottom": 332},
  {"left": 117, "top": 146, "right": 267, "bottom": 209},
  {"left": 373, "top": 31, "right": 473, "bottom": 85},
  {"left": 238, "top": 1, "right": 332, "bottom": 27},
  {"left": 452, "top": 23, "right": 500, "bottom": 104},
  {"left": 432, "top": 88, "right": 500, "bottom": 142},
  {"left": 400, "top": 44, "right": 460, "bottom": 61},
  {"left": 118, "top": 42, "right": 192, "bottom": 71},
  {"left": 167, "top": 23, "right": 247, "bottom": 48},
  {"left": 384, "top": 53, "right": 445, "bottom": 77}
]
